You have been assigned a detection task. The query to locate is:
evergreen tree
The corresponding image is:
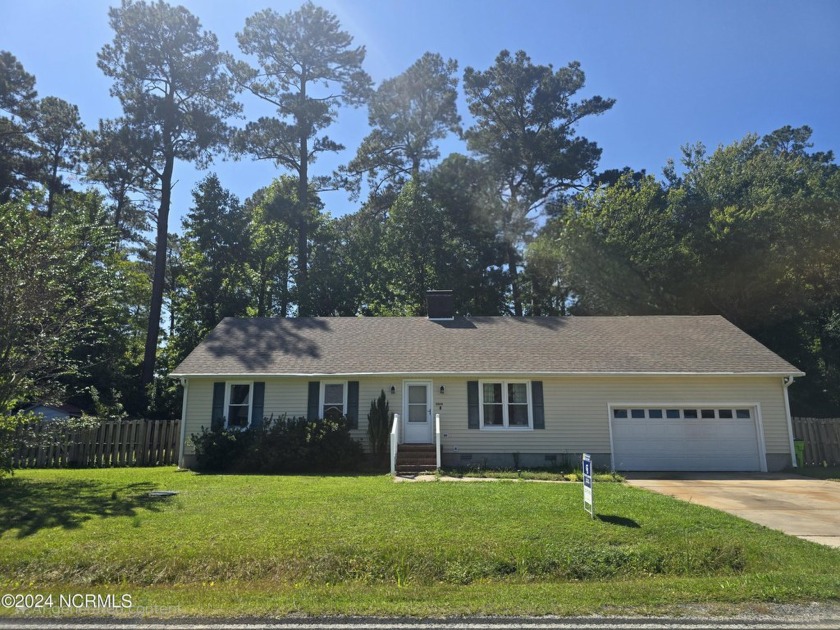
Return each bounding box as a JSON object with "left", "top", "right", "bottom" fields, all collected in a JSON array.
[
  {"left": 98, "top": 0, "right": 240, "bottom": 391},
  {"left": 33, "top": 96, "right": 85, "bottom": 217},
  {"left": 463, "top": 50, "right": 614, "bottom": 315},
  {"left": 83, "top": 118, "right": 152, "bottom": 247},
  {"left": 345, "top": 52, "right": 461, "bottom": 195},
  {"left": 231, "top": 1, "right": 371, "bottom": 315},
  {"left": 171, "top": 175, "right": 250, "bottom": 363},
  {"left": 0, "top": 51, "right": 39, "bottom": 200}
]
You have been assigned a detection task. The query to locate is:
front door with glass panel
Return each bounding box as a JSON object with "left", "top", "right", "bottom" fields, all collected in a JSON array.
[{"left": 403, "top": 381, "right": 433, "bottom": 443}]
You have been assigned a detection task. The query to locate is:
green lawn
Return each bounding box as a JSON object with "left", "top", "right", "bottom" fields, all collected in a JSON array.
[{"left": 0, "top": 468, "right": 838, "bottom": 618}]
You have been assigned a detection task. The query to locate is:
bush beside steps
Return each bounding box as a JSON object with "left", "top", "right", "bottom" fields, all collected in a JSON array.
[{"left": 191, "top": 415, "right": 364, "bottom": 473}]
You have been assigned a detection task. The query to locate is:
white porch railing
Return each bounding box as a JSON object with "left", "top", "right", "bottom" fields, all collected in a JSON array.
[
  {"left": 390, "top": 413, "right": 400, "bottom": 476},
  {"left": 435, "top": 413, "right": 441, "bottom": 470}
]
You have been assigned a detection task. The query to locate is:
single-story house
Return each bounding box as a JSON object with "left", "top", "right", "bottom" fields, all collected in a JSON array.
[
  {"left": 171, "top": 291, "right": 803, "bottom": 473},
  {"left": 20, "top": 403, "right": 83, "bottom": 422}
]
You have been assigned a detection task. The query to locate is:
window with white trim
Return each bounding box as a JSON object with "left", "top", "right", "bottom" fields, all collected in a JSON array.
[
  {"left": 226, "top": 382, "right": 253, "bottom": 428},
  {"left": 480, "top": 381, "right": 532, "bottom": 429},
  {"left": 321, "top": 382, "right": 347, "bottom": 421},
  {"left": 612, "top": 407, "right": 753, "bottom": 421}
]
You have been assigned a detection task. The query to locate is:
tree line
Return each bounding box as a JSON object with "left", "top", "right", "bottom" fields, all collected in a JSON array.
[{"left": 1, "top": 0, "right": 837, "bottom": 419}]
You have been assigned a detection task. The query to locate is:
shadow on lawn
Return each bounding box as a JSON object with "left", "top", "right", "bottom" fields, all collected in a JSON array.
[
  {"left": 597, "top": 514, "right": 640, "bottom": 528},
  {"left": 189, "top": 467, "right": 389, "bottom": 478},
  {"left": 0, "top": 478, "right": 166, "bottom": 538}
]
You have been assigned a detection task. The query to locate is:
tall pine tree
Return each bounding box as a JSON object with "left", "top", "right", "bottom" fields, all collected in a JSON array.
[
  {"left": 98, "top": 0, "right": 240, "bottom": 391},
  {"left": 231, "top": 2, "right": 371, "bottom": 315},
  {"left": 463, "top": 50, "right": 614, "bottom": 315}
]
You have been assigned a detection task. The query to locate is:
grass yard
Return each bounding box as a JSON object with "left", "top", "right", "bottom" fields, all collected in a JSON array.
[{"left": 0, "top": 468, "right": 838, "bottom": 618}]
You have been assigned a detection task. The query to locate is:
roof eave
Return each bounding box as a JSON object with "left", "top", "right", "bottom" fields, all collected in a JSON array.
[{"left": 170, "top": 369, "right": 805, "bottom": 379}]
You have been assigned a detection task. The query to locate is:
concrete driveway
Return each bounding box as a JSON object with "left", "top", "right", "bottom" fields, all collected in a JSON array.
[{"left": 625, "top": 473, "right": 840, "bottom": 548}]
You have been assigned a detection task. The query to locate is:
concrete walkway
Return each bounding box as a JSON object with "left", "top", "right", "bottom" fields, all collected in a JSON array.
[
  {"left": 625, "top": 473, "right": 840, "bottom": 548},
  {"left": 394, "top": 474, "right": 568, "bottom": 483}
]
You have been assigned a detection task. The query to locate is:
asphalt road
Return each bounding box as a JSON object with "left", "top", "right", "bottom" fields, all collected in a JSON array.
[{"left": 3, "top": 614, "right": 840, "bottom": 630}]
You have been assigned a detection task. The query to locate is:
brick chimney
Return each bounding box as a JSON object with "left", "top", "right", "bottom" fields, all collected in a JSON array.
[{"left": 426, "top": 290, "right": 454, "bottom": 320}]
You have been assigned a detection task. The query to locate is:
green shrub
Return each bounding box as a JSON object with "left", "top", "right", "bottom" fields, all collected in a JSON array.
[
  {"left": 366, "top": 390, "right": 391, "bottom": 456},
  {"left": 252, "top": 415, "right": 309, "bottom": 472},
  {"left": 192, "top": 415, "right": 364, "bottom": 473},
  {"left": 300, "top": 415, "right": 365, "bottom": 472},
  {"left": 0, "top": 414, "right": 31, "bottom": 478},
  {"left": 191, "top": 424, "right": 255, "bottom": 472},
  {"left": 1, "top": 413, "right": 102, "bottom": 476}
]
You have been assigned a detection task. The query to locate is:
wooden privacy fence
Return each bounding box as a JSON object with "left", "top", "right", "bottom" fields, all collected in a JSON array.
[
  {"left": 13, "top": 419, "right": 180, "bottom": 469},
  {"left": 792, "top": 417, "right": 840, "bottom": 466}
]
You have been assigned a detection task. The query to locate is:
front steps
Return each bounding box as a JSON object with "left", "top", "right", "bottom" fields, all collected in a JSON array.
[{"left": 395, "top": 443, "right": 437, "bottom": 474}]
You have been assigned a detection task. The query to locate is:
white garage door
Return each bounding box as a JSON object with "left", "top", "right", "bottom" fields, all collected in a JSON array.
[{"left": 610, "top": 405, "right": 764, "bottom": 472}]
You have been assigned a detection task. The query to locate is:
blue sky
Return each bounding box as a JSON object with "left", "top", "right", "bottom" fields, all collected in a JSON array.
[{"left": 1, "top": 0, "right": 838, "bottom": 228}]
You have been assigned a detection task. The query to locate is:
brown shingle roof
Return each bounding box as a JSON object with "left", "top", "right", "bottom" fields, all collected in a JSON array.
[{"left": 171, "top": 315, "right": 802, "bottom": 377}]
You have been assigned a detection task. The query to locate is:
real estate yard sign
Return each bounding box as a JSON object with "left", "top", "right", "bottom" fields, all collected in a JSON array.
[{"left": 582, "top": 453, "right": 594, "bottom": 518}]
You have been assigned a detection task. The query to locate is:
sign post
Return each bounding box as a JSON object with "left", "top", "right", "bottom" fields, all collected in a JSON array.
[{"left": 582, "top": 453, "right": 594, "bottom": 519}]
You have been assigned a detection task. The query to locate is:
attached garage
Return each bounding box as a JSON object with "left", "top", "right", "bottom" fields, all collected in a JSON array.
[{"left": 610, "top": 404, "right": 766, "bottom": 472}]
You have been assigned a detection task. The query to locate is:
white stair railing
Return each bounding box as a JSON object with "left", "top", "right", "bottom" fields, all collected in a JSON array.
[
  {"left": 390, "top": 413, "right": 400, "bottom": 476},
  {"left": 435, "top": 413, "right": 441, "bottom": 470}
]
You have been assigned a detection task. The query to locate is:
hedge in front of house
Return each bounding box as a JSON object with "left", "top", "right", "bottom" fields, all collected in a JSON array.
[{"left": 191, "top": 415, "right": 364, "bottom": 473}]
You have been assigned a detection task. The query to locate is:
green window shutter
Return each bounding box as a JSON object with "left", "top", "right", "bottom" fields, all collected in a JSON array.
[
  {"left": 251, "top": 382, "right": 265, "bottom": 429},
  {"left": 211, "top": 382, "right": 225, "bottom": 430},
  {"left": 467, "top": 381, "right": 479, "bottom": 429},
  {"left": 532, "top": 381, "right": 545, "bottom": 429},
  {"left": 347, "top": 381, "right": 359, "bottom": 429},
  {"left": 307, "top": 381, "right": 320, "bottom": 421}
]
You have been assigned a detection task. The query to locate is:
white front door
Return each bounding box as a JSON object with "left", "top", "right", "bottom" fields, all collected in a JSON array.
[{"left": 403, "top": 381, "right": 433, "bottom": 443}]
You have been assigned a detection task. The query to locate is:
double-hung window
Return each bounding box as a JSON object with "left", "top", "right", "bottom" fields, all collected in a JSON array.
[
  {"left": 321, "top": 382, "right": 347, "bottom": 420},
  {"left": 480, "top": 381, "right": 532, "bottom": 429},
  {"left": 225, "top": 382, "right": 253, "bottom": 428}
]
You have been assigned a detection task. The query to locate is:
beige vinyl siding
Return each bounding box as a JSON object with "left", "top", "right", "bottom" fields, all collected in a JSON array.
[
  {"left": 262, "top": 378, "right": 309, "bottom": 418},
  {"left": 182, "top": 376, "right": 401, "bottom": 454},
  {"left": 437, "top": 375, "right": 789, "bottom": 457},
  {"left": 182, "top": 374, "right": 790, "bottom": 459},
  {"left": 183, "top": 379, "right": 214, "bottom": 453}
]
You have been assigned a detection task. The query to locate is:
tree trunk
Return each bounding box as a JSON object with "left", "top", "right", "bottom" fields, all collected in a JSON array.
[
  {"left": 113, "top": 185, "right": 127, "bottom": 250},
  {"left": 140, "top": 150, "right": 174, "bottom": 390},
  {"left": 508, "top": 244, "right": 523, "bottom": 316},
  {"left": 114, "top": 194, "right": 123, "bottom": 233},
  {"left": 257, "top": 259, "right": 267, "bottom": 317},
  {"left": 410, "top": 177, "right": 426, "bottom": 313},
  {"left": 296, "top": 82, "right": 310, "bottom": 317},
  {"left": 296, "top": 170, "right": 309, "bottom": 316},
  {"left": 168, "top": 242, "right": 176, "bottom": 339},
  {"left": 46, "top": 151, "right": 60, "bottom": 219},
  {"left": 280, "top": 263, "right": 289, "bottom": 318}
]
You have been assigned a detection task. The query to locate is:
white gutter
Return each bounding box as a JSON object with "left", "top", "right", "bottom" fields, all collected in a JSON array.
[
  {"left": 783, "top": 376, "right": 797, "bottom": 468},
  {"left": 170, "top": 370, "right": 806, "bottom": 379},
  {"left": 177, "top": 378, "right": 190, "bottom": 469}
]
